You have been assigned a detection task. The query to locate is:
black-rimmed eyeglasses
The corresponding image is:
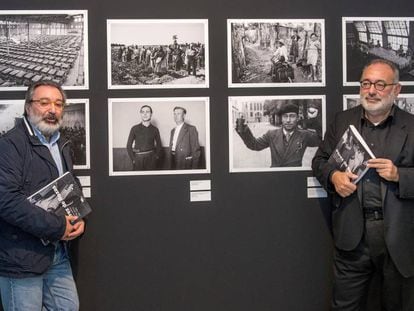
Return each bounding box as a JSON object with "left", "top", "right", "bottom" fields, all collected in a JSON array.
[{"left": 359, "top": 80, "right": 398, "bottom": 91}]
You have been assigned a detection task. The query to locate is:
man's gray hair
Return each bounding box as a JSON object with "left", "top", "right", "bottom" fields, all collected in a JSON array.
[
  {"left": 24, "top": 80, "right": 67, "bottom": 116},
  {"left": 362, "top": 58, "right": 400, "bottom": 83}
]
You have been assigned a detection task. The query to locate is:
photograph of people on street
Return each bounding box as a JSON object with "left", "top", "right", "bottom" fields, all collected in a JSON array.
[
  {"left": 0, "top": 10, "right": 89, "bottom": 91},
  {"left": 228, "top": 19, "right": 325, "bottom": 87},
  {"left": 0, "top": 99, "right": 90, "bottom": 169},
  {"left": 107, "top": 19, "right": 208, "bottom": 89},
  {"left": 343, "top": 17, "right": 414, "bottom": 85},
  {"left": 109, "top": 97, "right": 210, "bottom": 175},
  {"left": 344, "top": 93, "right": 414, "bottom": 115},
  {"left": 229, "top": 95, "right": 325, "bottom": 172}
]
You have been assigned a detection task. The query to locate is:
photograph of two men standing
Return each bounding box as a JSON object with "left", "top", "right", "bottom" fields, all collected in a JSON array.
[{"left": 109, "top": 98, "right": 209, "bottom": 175}]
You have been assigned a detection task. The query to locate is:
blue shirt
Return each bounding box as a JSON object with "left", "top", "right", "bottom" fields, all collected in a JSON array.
[{"left": 31, "top": 125, "right": 64, "bottom": 176}]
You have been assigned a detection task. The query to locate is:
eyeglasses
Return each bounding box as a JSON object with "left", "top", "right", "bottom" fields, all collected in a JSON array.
[
  {"left": 31, "top": 98, "right": 65, "bottom": 109},
  {"left": 359, "top": 80, "right": 398, "bottom": 91}
]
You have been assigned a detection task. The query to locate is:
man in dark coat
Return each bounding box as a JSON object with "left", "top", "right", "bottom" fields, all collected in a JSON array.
[
  {"left": 312, "top": 59, "right": 414, "bottom": 310},
  {"left": 236, "top": 101, "right": 320, "bottom": 167},
  {"left": 0, "top": 81, "right": 84, "bottom": 310},
  {"left": 169, "top": 106, "right": 200, "bottom": 169}
]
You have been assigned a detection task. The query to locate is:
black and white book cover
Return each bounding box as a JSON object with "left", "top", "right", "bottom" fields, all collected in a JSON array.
[
  {"left": 27, "top": 171, "right": 92, "bottom": 220},
  {"left": 328, "top": 125, "right": 375, "bottom": 183}
]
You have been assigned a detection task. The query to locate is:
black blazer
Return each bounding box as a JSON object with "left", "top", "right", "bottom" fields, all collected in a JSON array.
[{"left": 312, "top": 105, "right": 414, "bottom": 277}]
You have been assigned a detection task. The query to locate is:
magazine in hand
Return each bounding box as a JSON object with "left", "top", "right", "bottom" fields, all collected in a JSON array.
[
  {"left": 328, "top": 125, "right": 376, "bottom": 184},
  {"left": 28, "top": 171, "right": 92, "bottom": 221}
]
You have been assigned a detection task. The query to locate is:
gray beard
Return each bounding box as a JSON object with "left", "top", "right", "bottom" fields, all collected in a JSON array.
[{"left": 28, "top": 112, "right": 62, "bottom": 138}]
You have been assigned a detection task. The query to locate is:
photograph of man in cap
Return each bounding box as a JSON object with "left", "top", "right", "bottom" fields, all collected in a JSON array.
[{"left": 235, "top": 101, "right": 320, "bottom": 167}]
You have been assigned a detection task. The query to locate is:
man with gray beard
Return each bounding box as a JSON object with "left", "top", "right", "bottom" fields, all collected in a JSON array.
[
  {"left": 312, "top": 59, "right": 414, "bottom": 310},
  {"left": 0, "top": 81, "right": 84, "bottom": 311}
]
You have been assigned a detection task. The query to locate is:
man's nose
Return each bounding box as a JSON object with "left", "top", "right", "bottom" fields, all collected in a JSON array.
[
  {"left": 48, "top": 104, "right": 56, "bottom": 113},
  {"left": 368, "top": 83, "right": 377, "bottom": 95}
]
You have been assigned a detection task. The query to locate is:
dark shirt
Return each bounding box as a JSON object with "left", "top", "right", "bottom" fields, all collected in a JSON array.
[
  {"left": 360, "top": 107, "right": 394, "bottom": 208},
  {"left": 126, "top": 123, "right": 162, "bottom": 160}
]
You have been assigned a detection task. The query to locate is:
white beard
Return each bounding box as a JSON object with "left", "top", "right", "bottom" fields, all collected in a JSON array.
[
  {"left": 28, "top": 112, "right": 62, "bottom": 137},
  {"left": 360, "top": 92, "right": 396, "bottom": 117}
]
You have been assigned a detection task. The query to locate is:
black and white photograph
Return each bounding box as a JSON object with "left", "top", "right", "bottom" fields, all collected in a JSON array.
[
  {"left": 107, "top": 19, "right": 208, "bottom": 89},
  {"left": 328, "top": 125, "right": 374, "bottom": 184},
  {"left": 109, "top": 97, "right": 210, "bottom": 175},
  {"left": 228, "top": 19, "right": 325, "bottom": 87},
  {"left": 0, "top": 98, "right": 90, "bottom": 169},
  {"left": 229, "top": 95, "right": 325, "bottom": 172},
  {"left": 0, "top": 10, "right": 89, "bottom": 91},
  {"left": 343, "top": 17, "right": 414, "bottom": 86},
  {"left": 343, "top": 93, "right": 414, "bottom": 114},
  {"left": 28, "top": 171, "right": 92, "bottom": 220}
]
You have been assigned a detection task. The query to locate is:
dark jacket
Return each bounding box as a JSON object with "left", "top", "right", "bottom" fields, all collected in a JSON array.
[
  {"left": 237, "top": 126, "right": 320, "bottom": 167},
  {"left": 0, "top": 117, "right": 73, "bottom": 278},
  {"left": 312, "top": 105, "right": 414, "bottom": 277},
  {"left": 169, "top": 123, "right": 200, "bottom": 169}
]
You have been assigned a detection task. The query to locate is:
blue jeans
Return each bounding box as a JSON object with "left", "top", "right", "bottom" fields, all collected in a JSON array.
[{"left": 0, "top": 243, "right": 79, "bottom": 311}]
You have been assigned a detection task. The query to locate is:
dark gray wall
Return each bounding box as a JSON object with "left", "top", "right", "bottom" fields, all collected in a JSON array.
[{"left": 1, "top": 0, "right": 414, "bottom": 310}]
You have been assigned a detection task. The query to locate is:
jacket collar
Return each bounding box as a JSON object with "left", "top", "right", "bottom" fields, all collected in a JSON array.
[{"left": 19, "top": 116, "right": 69, "bottom": 149}]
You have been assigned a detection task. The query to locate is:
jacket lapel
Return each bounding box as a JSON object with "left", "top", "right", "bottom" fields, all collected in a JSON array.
[
  {"left": 284, "top": 130, "right": 302, "bottom": 159},
  {"left": 273, "top": 129, "right": 285, "bottom": 160},
  {"left": 176, "top": 123, "right": 188, "bottom": 148},
  {"left": 169, "top": 128, "right": 175, "bottom": 147},
  {"left": 380, "top": 107, "right": 408, "bottom": 206},
  {"left": 382, "top": 119, "right": 407, "bottom": 163}
]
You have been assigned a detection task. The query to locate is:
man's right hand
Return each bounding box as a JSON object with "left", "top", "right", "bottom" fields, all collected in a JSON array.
[
  {"left": 61, "top": 215, "right": 80, "bottom": 241},
  {"left": 235, "top": 118, "right": 247, "bottom": 133},
  {"left": 331, "top": 170, "right": 358, "bottom": 198}
]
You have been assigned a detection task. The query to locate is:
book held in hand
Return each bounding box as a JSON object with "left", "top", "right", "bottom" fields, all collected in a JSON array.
[
  {"left": 328, "top": 125, "right": 376, "bottom": 184},
  {"left": 27, "top": 171, "right": 92, "bottom": 221}
]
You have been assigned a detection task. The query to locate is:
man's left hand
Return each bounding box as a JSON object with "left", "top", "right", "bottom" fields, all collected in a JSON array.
[{"left": 367, "top": 158, "right": 399, "bottom": 182}]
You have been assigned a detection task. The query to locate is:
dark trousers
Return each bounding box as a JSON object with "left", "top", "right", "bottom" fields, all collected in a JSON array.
[
  {"left": 133, "top": 152, "right": 157, "bottom": 170},
  {"left": 187, "top": 57, "right": 197, "bottom": 76},
  {"left": 332, "top": 217, "right": 414, "bottom": 311}
]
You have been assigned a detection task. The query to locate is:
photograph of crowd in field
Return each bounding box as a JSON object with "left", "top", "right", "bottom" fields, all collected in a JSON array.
[{"left": 107, "top": 19, "right": 209, "bottom": 89}]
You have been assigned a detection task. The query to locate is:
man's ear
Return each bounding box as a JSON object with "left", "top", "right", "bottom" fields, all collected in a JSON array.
[{"left": 394, "top": 83, "right": 402, "bottom": 96}]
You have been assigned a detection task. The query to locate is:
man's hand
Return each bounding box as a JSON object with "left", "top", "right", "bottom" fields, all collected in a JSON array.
[
  {"left": 331, "top": 170, "right": 358, "bottom": 197},
  {"left": 368, "top": 158, "right": 399, "bottom": 182},
  {"left": 61, "top": 215, "right": 85, "bottom": 241},
  {"left": 235, "top": 118, "right": 247, "bottom": 133}
]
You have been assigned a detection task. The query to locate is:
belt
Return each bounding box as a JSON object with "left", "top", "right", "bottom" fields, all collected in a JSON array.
[
  {"left": 364, "top": 207, "right": 383, "bottom": 221},
  {"left": 133, "top": 149, "right": 154, "bottom": 155}
]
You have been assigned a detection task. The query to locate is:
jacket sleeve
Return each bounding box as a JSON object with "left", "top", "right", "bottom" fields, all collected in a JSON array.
[
  {"left": 236, "top": 126, "right": 270, "bottom": 151},
  {"left": 311, "top": 117, "right": 340, "bottom": 193},
  {"left": 0, "top": 138, "right": 66, "bottom": 242},
  {"left": 126, "top": 127, "right": 135, "bottom": 162},
  {"left": 397, "top": 167, "right": 414, "bottom": 198},
  {"left": 189, "top": 126, "right": 201, "bottom": 169},
  {"left": 155, "top": 127, "right": 163, "bottom": 159}
]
